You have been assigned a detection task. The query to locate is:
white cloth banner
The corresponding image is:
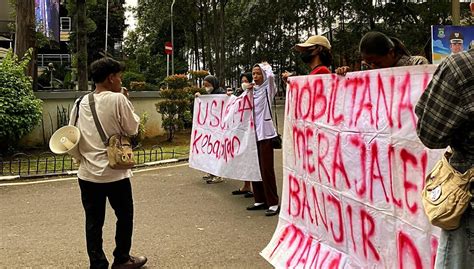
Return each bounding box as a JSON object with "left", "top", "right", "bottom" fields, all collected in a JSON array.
[
  {"left": 262, "top": 65, "right": 444, "bottom": 268},
  {"left": 189, "top": 91, "right": 262, "bottom": 181}
]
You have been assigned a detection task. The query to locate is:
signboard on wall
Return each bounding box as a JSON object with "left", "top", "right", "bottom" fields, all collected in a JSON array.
[
  {"left": 35, "top": 0, "right": 60, "bottom": 42},
  {"left": 431, "top": 25, "right": 474, "bottom": 64}
]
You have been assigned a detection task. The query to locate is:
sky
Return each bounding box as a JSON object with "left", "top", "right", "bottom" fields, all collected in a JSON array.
[{"left": 124, "top": 0, "right": 138, "bottom": 36}]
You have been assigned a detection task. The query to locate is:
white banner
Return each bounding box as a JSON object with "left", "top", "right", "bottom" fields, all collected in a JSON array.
[
  {"left": 189, "top": 91, "right": 262, "bottom": 181},
  {"left": 262, "top": 65, "right": 444, "bottom": 268}
]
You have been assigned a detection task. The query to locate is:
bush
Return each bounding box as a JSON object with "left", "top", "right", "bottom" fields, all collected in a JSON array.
[
  {"left": 155, "top": 87, "right": 189, "bottom": 142},
  {"left": 130, "top": 81, "right": 146, "bottom": 91},
  {"left": 131, "top": 112, "right": 149, "bottom": 147},
  {"left": 163, "top": 74, "right": 189, "bottom": 90},
  {"left": 130, "top": 81, "right": 160, "bottom": 91},
  {"left": 0, "top": 49, "right": 43, "bottom": 152},
  {"left": 122, "top": 71, "right": 145, "bottom": 88},
  {"left": 188, "top": 70, "right": 209, "bottom": 79},
  {"left": 143, "top": 83, "right": 160, "bottom": 91}
]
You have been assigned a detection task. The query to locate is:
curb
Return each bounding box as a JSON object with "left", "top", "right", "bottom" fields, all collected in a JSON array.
[{"left": 0, "top": 157, "right": 189, "bottom": 182}]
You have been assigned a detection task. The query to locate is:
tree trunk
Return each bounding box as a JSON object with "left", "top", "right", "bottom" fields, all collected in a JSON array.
[
  {"left": 211, "top": 0, "right": 219, "bottom": 79},
  {"left": 199, "top": 0, "right": 206, "bottom": 71},
  {"left": 193, "top": 20, "right": 200, "bottom": 71},
  {"left": 218, "top": 0, "right": 225, "bottom": 85},
  {"left": 77, "top": 0, "right": 88, "bottom": 92},
  {"left": 203, "top": 1, "right": 213, "bottom": 74},
  {"left": 14, "top": 0, "right": 37, "bottom": 89}
]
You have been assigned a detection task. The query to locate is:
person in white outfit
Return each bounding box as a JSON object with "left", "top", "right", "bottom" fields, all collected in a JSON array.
[{"left": 70, "top": 57, "right": 147, "bottom": 269}]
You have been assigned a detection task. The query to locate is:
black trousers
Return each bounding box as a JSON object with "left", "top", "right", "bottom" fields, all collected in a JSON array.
[
  {"left": 78, "top": 178, "right": 134, "bottom": 269},
  {"left": 252, "top": 139, "right": 279, "bottom": 207}
]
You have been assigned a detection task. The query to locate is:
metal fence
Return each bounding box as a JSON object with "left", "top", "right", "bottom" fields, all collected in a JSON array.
[{"left": 0, "top": 146, "right": 188, "bottom": 179}]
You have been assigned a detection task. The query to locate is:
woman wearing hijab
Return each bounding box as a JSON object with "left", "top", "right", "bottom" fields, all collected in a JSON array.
[
  {"left": 195, "top": 75, "right": 226, "bottom": 184},
  {"left": 202, "top": 75, "right": 226, "bottom": 95},
  {"left": 231, "top": 72, "right": 254, "bottom": 198},
  {"left": 336, "top": 31, "right": 428, "bottom": 75},
  {"left": 245, "top": 63, "right": 279, "bottom": 216}
]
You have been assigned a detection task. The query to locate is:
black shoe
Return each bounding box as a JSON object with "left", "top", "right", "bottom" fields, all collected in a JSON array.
[
  {"left": 265, "top": 207, "right": 280, "bottom": 216},
  {"left": 202, "top": 174, "right": 213, "bottom": 180},
  {"left": 111, "top": 255, "right": 147, "bottom": 269},
  {"left": 246, "top": 204, "right": 268, "bottom": 210},
  {"left": 232, "top": 189, "right": 250, "bottom": 195},
  {"left": 244, "top": 191, "right": 254, "bottom": 198}
]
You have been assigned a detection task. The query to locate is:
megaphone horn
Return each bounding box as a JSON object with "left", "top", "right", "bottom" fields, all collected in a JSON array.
[{"left": 49, "top": 125, "right": 81, "bottom": 160}]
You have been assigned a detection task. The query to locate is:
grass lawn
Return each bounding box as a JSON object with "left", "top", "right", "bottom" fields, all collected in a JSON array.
[{"left": 1, "top": 130, "right": 191, "bottom": 177}]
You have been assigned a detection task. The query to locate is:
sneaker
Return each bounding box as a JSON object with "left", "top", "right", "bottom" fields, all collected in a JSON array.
[
  {"left": 111, "top": 255, "right": 147, "bottom": 269},
  {"left": 206, "top": 176, "right": 224, "bottom": 184},
  {"left": 202, "top": 174, "right": 213, "bottom": 180}
]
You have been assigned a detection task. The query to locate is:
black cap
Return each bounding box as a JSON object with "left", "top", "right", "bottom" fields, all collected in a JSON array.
[{"left": 449, "top": 31, "right": 464, "bottom": 44}]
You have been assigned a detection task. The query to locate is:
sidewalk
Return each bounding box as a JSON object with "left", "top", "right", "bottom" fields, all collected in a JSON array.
[{"left": 0, "top": 152, "right": 283, "bottom": 268}]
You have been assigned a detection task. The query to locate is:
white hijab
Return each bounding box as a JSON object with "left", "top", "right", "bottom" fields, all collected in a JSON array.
[{"left": 252, "top": 63, "right": 277, "bottom": 141}]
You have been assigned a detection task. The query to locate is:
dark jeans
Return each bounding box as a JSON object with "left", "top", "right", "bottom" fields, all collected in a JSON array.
[
  {"left": 252, "top": 139, "right": 279, "bottom": 206},
  {"left": 78, "top": 178, "right": 134, "bottom": 269}
]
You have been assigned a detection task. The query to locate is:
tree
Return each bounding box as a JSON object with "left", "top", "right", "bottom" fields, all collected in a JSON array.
[
  {"left": 0, "top": 50, "right": 43, "bottom": 153},
  {"left": 14, "top": 0, "right": 37, "bottom": 89},
  {"left": 125, "top": 0, "right": 459, "bottom": 91},
  {"left": 77, "top": 0, "right": 88, "bottom": 91},
  {"left": 155, "top": 74, "right": 191, "bottom": 142},
  {"left": 87, "top": 0, "right": 126, "bottom": 61}
]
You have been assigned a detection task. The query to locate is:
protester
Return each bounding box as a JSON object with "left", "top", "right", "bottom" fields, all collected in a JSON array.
[
  {"left": 230, "top": 72, "right": 254, "bottom": 198},
  {"left": 336, "top": 31, "right": 429, "bottom": 75},
  {"left": 245, "top": 63, "right": 279, "bottom": 216},
  {"left": 69, "top": 58, "right": 146, "bottom": 269},
  {"left": 415, "top": 47, "right": 473, "bottom": 269},
  {"left": 195, "top": 75, "right": 226, "bottom": 184},
  {"left": 234, "top": 72, "right": 252, "bottom": 96},
  {"left": 282, "top": 35, "right": 332, "bottom": 82}
]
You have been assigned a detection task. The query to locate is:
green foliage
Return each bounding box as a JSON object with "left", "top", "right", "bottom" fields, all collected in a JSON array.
[
  {"left": 131, "top": 112, "right": 149, "bottom": 147},
  {"left": 63, "top": 71, "right": 74, "bottom": 89},
  {"left": 66, "top": 0, "right": 126, "bottom": 64},
  {"left": 0, "top": 50, "right": 43, "bottom": 152},
  {"left": 155, "top": 85, "right": 190, "bottom": 142},
  {"left": 142, "top": 83, "right": 160, "bottom": 91},
  {"left": 163, "top": 74, "right": 189, "bottom": 90},
  {"left": 188, "top": 70, "right": 209, "bottom": 79},
  {"left": 122, "top": 71, "right": 146, "bottom": 88},
  {"left": 130, "top": 82, "right": 160, "bottom": 91},
  {"left": 124, "top": 0, "right": 462, "bottom": 88},
  {"left": 183, "top": 86, "right": 205, "bottom": 129}
]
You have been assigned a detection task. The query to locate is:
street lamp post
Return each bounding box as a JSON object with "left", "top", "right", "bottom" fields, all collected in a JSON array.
[
  {"left": 105, "top": 0, "right": 109, "bottom": 54},
  {"left": 171, "top": 0, "right": 176, "bottom": 75}
]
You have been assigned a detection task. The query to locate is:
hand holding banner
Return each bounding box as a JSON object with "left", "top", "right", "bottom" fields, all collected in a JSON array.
[{"left": 189, "top": 91, "right": 262, "bottom": 181}]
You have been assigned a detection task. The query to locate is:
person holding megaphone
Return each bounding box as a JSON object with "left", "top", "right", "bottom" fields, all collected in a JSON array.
[{"left": 66, "top": 58, "right": 146, "bottom": 269}]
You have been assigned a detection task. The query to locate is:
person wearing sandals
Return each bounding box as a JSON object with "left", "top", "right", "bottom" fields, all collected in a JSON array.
[
  {"left": 231, "top": 72, "right": 254, "bottom": 198},
  {"left": 195, "top": 75, "right": 226, "bottom": 184},
  {"left": 245, "top": 63, "right": 280, "bottom": 216}
]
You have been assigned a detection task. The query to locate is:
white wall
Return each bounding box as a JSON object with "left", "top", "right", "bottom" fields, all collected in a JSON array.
[{"left": 20, "top": 91, "right": 165, "bottom": 147}]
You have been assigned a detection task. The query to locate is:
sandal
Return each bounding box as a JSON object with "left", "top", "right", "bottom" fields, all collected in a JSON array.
[{"left": 232, "top": 189, "right": 250, "bottom": 195}]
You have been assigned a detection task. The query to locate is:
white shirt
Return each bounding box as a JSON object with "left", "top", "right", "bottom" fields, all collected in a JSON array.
[
  {"left": 253, "top": 63, "right": 277, "bottom": 141},
  {"left": 69, "top": 91, "right": 140, "bottom": 183}
]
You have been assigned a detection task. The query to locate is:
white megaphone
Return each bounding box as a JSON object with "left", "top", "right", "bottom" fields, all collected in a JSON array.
[{"left": 49, "top": 125, "right": 81, "bottom": 160}]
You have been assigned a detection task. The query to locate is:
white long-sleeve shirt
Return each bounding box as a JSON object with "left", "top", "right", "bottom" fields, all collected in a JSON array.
[
  {"left": 253, "top": 63, "right": 278, "bottom": 141},
  {"left": 69, "top": 91, "right": 140, "bottom": 183}
]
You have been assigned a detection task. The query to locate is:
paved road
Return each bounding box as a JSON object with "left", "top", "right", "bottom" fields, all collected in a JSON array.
[{"left": 0, "top": 102, "right": 286, "bottom": 268}]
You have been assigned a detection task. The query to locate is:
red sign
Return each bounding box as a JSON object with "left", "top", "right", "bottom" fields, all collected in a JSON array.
[{"left": 165, "top": 41, "right": 172, "bottom": 55}]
